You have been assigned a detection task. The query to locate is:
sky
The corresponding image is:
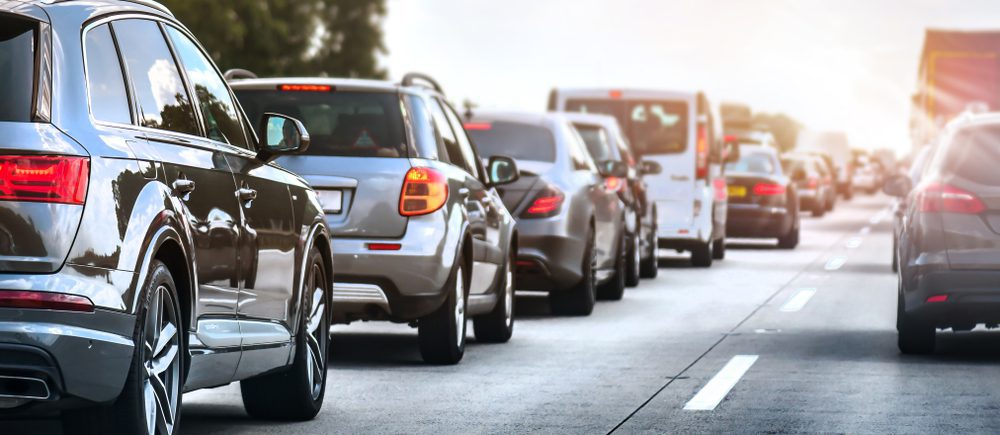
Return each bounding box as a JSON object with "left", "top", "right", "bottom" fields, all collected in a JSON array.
[{"left": 382, "top": 0, "right": 1000, "bottom": 154}]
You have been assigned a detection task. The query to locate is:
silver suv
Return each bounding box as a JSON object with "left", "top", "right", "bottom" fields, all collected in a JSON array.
[{"left": 232, "top": 74, "right": 520, "bottom": 364}]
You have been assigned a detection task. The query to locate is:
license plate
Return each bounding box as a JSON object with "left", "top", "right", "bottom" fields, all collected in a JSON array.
[
  {"left": 728, "top": 186, "right": 747, "bottom": 198},
  {"left": 316, "top": 190, "right": 343, "bottom": 213}
]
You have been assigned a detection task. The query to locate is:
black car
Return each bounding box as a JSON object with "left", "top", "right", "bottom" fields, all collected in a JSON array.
[
  {"left": 725, "top": 145, "right": 800, "bottom": 249},
  {"left": 0, "top": 1, "right": 332, "bottom": 432}
]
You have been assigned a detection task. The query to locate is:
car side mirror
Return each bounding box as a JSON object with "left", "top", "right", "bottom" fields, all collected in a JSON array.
[
  {"left": 638, "top": 160, "right": 662, "bottom": 176},
  {"left": 599, "top": 160, "right": 629, "bottom": 178},
  {"left": 883, "top": 174, "right": 911, "bottom": 197},
  {"left": 257, "top": 113, "right": 310, "bottom": 163},
  {"left": 487, "top": 155, "right": 519, "bottom": 186}
]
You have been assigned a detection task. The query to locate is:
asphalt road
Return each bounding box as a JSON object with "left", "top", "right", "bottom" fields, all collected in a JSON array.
[{"left": 11, "top": 193, "right": 1000, "bottom": 434}]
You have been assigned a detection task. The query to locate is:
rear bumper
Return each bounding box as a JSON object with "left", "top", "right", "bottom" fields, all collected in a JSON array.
[
  {"left": 725, "top": 204, "right": 793, "bottom": 238},
  {"left": 0, "top": 308, "right": 134, "bottom": 412},
  {"left": 903, "top": 269, "right": 1000, "bottom": 328},
  {"left": 515, "top": 219, "right": 588, "bottom": 292}
]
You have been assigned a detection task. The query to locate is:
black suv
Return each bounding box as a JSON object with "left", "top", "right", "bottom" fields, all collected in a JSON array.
[{"left": 0, "top": 1, "right": 333, "bottom": 433}]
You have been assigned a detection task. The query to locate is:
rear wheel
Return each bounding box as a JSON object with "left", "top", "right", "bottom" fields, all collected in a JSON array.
[
  {"left": 473, "top": 248, "right": 515, "bottom": 343},
  {"left": 777, "top": 221, "right": 800, "bottom": 249},
  {"left": 712, "top": 238, "right": 726, "bottom": 260},
  {"left": 418, "top": 252, "right": 467, "bottom": 364},
  {"left": 639, "top": 225, "right": 659, "bottom": 279},
  {"left": 624, "top": 230, "right": 641, "bottom": 287},
  {"left": 812, "top": 199, "right": 826, "bottom": 217},
  {"left": 690, "top": 241, "right": 713, "bottom": 268},
  {"left": 242, "top": 248, "right": 330, "bottom": 420},
  {"left": 897, "top": 296, "right": 935, "bottom": 354},
  {"left": 598, "top": 232, "right": 627, "bottom": 301},
  {"left": 550, "top": 227, "right": 596, "bottom": 316},
  {"left": 63, "top": 261, "right": 184, "bottom": 435}
]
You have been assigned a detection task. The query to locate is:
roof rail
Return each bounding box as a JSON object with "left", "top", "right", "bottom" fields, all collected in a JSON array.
[
  {"left": 400, "top": 72, "right": 444, "bottom": 94},
  {"left": 223, "top": 69, "right": 259, "bottom": 81},
  {"left": 49, "top": 0, "right": 174, "bottom": 15}
]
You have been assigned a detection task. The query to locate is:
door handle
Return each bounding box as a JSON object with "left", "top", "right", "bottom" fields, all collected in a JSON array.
[
  {"left": 238, "top": 188, "right": 258, "bottom": 207},
  {"left": 172, "top": 179, "right": 196, "bottom": 195}
]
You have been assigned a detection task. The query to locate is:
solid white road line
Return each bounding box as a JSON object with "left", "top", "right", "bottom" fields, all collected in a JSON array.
[
  {"left": 825, "top": 256, "right": 847, "bottom": 270},
  {"left": 780, "top": 288, "right": 817, "bottom": 312},
  {"left": 684, "top": 355, "right": 759, "bottom": 411}
]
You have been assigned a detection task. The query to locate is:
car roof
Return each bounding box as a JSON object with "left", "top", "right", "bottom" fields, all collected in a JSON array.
[
  {"left": 946, "top": 111, "right": 1000, "bottom": 131},
  {"left": 554, "top": 87, "right": 698, "bottom": 102},
  {"left": 468, "top": 110, "right": 570, "bottom": 129},
  {"left": 228, "top": 77, "right": 443, "bottom": 97},
  {"left": 20, "top": 0, "right": 173, "bottom": 18}
]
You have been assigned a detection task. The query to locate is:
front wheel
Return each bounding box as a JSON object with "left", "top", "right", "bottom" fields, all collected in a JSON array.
[
  {"left": 639, "top": 226, "right": 659, "bottom": 279},
  {"left": 242, "top": 248, "right": 330, "bottom": 420},
  {"left": 418, "top": 252, "right": 467, "bottom": 364},
  {"left": 473, "top": 249, "right": 515, "bottom": 343},
  {"left": 624, "top": 230, "right": 641, "bottom": 287}
]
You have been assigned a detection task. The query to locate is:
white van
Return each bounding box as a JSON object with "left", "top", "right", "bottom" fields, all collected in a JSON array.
[{"left": 550, "top": 88, "right": 731, "bottom": 267}]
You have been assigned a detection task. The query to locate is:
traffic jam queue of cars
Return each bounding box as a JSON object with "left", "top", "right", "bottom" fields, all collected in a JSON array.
[{"left": 0, "top": 1, "right": 865, "bottom": 433}]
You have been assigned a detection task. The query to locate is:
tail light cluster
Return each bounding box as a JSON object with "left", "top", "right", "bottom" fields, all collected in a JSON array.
[
  {"left": 807, "top": 178, "right": 819, "bottom": 189},
  {"left": 603, "top": 176, "right": 625, "bottom": 193},
  {"left": 0, "top": 156, "right": 89, "bottom": 205},
  {"left": 752, "top": 183, "right": 786, "bottom": 196},
  {"left": 522, "top": 186, "right": 564, "bottom": 218},
  {"left": 916, "top": 182, "right": 985, "bottom": 214},
  {"left": 399, "top": 167, "right": 448, "bottom": 216},
  {"left": 695, "top": 124, "right": 709, "bottom": 180},
  {"left": 0, "top": 290, "right": 94, "bottom": 312}
]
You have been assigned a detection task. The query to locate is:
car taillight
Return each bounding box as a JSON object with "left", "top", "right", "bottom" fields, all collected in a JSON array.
[
  {"left": 604, "top": 176, "right": 625, "bottom": 192},
  {"left": 807, "top": 178, "right": 819, "bottom": 189},
  {"left": 695, "top": 124, "right": 709, "bottom": 180},
  {"left": 917, "top": 182, "right": 985, "bottom": 214},
  {"left": 753, "top": 183, "right": 786, "bottom": 196},
  {"left": 0, "top": 290, "right": 94, "bottom": 312},
  {"left": 522, "top": 186, "right": 564, "bottom": 218},
  {"left": 0, "top": 156, "right": 89, "bottom": 205},
  {"left": 399, "top": 167, "right": 448, "bottom": 216}
]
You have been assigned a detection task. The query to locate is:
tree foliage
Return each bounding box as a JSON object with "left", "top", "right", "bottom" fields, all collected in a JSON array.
[
  {"left": 751, "top": 112, "right": 803, "bottom": 152},
  {"left": 160, "top": 0, "right": 387, "bottom": 79}
]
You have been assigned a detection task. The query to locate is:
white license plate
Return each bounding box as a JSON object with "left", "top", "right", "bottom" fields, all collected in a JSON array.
[{"left": 316, "top": 190, "right": 343, "bottom": 213}]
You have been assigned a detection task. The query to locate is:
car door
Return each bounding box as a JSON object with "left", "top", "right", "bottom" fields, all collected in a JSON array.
[
  {"left": 564, "top": 123, "right": 619, "bottom": 270},
  {"left": 164, "top": 26, "right": 299, "bottom": 373},
  {"left": 112, "top": 18, "right": 243, "bottom": 385}
]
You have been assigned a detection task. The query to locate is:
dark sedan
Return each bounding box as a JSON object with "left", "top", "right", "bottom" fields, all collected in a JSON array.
[{"left": 725, "top": 145, "right": 800, "bottom": 249}]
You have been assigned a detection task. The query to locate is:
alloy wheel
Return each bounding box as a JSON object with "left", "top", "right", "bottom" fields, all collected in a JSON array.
[
  {"left": 143, "top": 285, "right": 181, "bottom": 435},
  {"left": 304, "top": 263, "right": 328, "bottom": 401},
  {"left": 454, "top": 267, "right": 467, "bottom": 348},
  {"left": 503, "top": 260, "right": 514, "bottom": 329}
]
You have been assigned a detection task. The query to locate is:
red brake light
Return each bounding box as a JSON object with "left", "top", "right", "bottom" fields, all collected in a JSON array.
[
  {"left": 723, "top": 134, "right": 738, "bottom": 144},
  {"left": 807, "top": 178, "right": 819, "bottom": 188},
  {"left": 463, "top": 123, "right": 492, "bottom": 131},
  {"left": 399, "top": 167, "right": 448, "bottom": 216},
  {"left": 278, "top": 84, "right": 332, "bottom": 92},
  {"left": 917, "top": 182, "right": 985, "bottom": 214},
  {"left": 0, "top": 290, "right": 94, "bottom": 312},
  {"left": 522, "top": 187, "right": 564, "bottom": 218},
  {"left": 609, "top": 90, "right": 623, "bottom": 99},
  {"left": 367, "top": 243, "right": 402, "bottom": 251},
  {"left": 752, "top": 183, "right": 786, "bottom": 196},
  {"left": 0, "top": 156, "right": 89, "bottom": 204},
  {"left": 604, "top": 176, "right": 625, "bottom": 192},
  {"left": 696, "top": 124, "right": 709, "bottom": 180},
  {"left": 926, "top": 294, "right": 948, "bottom": 303}
]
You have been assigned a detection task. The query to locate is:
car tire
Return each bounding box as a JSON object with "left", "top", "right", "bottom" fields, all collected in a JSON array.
[
  {"left": 418, "top": 251, "right": 468, "bottom": 364},
  {"left": 812, "top": 201, "right": 826, "bottom": 217},
  {"left": 598, "top": 232, "right": 627, "bottom": 301},
  {"left": 473, "top": 249, "right": 515, "bottom": 343},
  {"left": 777, "top": 219, "right": 800, "bottom": 249},
  {"left": 624, "top": 230, "right": 641, "bottom": 287},
  {"left": 897, "top": 296, "right": 935, "bottom": 354},
  {"left": 550, "top": 227, "right": 596, "bottom": 316},
  {"left": 62, "top": 260, "right": 185, "bottom": 435},
  {"left": 690, "top": 241, "right": 714, "bottom": 268},
  {"left": 712, "top": 238, "right": 726, "bottom": 260},
  {"left": 639, "top": 226, "right": 659, "bottom": 279},
  {"left": 891, "top": 235, "right": 899, "bottom": 273},
  {"left": 241, "top": 247, "right": 330, "bottom": 420}
]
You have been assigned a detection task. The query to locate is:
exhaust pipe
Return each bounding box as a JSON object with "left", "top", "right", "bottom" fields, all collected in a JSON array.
[{"left": 0, "top": 375, "right": 50, "bottom": 400}]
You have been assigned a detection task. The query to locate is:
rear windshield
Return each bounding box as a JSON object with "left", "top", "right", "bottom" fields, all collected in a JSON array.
[
  {"left": 466, "top": 121, "right": 556, "bottom": 163},
  {"left": 940, "top": 125, "right": 1000, "bottom": 185},
  {"left": 727, "top": 149, "right": 778, "bottom": 175},
  {"left": 0, "top": 17, "right": 37, "bottom": 122},
  {"left": 573, "top": 124, "right": 615, "bottom": 162},
  {"left": 235, "top": 90, "right": 407, "bottom": 158},
  {"left": 564, "top": 99, "right": 689, "bottom": 155}
]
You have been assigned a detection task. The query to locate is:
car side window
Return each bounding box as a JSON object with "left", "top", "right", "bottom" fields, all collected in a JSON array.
[
  {"left": 84, "top": 24, "right": 132, "bottom": 125},
  {"left": 164, "top": 26, "right": 251, "bottom": 149},
  {"left": 565, "top": 123, "right": 597, "bottom": 172},
  {"left": 405, "top": 95, "right": 445, "bottom": 161},
  {"left": 427, "top": 97, "right": 475, "bottom": 175},
  {"left": 112, "top": 19, "right": 199, "bottom": 136},
  {"left": 439, "top": 99, "right": 483, "bottom": 180}
]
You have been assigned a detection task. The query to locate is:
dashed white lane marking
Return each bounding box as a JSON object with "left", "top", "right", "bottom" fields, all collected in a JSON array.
[
  {"left": 859, "top": 226, "right": 871, "bottom": 235},
  {"left": 824, "top": 256, "right": 847, "bottom": 271},
  {"left": 780, "top": 288, "right": 817, "bottom": 312},
  {"left": 684, "top": 355, "right": 759, "bottom": 411},
  {"left": 870, "top": 209, "right": 889, "bottom": 225},
  {"left": 845, "top": 237, "right": 863, "bottom": 248}
]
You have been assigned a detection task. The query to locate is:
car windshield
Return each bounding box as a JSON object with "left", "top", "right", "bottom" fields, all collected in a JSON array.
[
  {"left": 727, "top": 149, "right": 778, "bottom": 174},
  {"left": 573, "top": 124, "right": 615, "bottom": 162},
  {"left": 466, "top": 121, "right": 556, "bottom": 163},
  {"left": 0, "top": 17, "right": 36, "bottom": 122},
  {"left": 235, "top": 90, "right": 407, "bottom": 157},
  {"left": 565, "top": 99, "right": 689, "bottom": 155}
]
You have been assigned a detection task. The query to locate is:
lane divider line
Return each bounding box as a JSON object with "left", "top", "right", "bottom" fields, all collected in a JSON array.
[
  {"left": 859, "top": 226, "right": 871, "bottom": 235},
  {"left": 779, "top": 288, "right": 817, "bottom": 312},
  {"left": 683, "top": 355, "right": 759, "bottom": 411},
  {"left": 825, "top": 256, "right": 847, "bottom": 271},
  {"left": 845, "top": 237, "right": 863, "bottom": 248}
]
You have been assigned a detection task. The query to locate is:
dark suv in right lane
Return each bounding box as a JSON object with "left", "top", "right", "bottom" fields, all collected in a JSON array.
[{"left": 889, "top": 113, "right": 1000, "bottom": 354}]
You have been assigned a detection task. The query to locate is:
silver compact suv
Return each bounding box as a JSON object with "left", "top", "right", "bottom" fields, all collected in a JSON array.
[{"left": 232, "top": 74, "right": 520, "bottom": 364}]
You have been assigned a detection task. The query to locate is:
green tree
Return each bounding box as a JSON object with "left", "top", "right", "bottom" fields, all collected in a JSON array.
[
  {"left": 751, "top": 112, "right": 803, "bottom": 152},
  {"left": 161, "top": 0, "right": 387, "bottom": 78}
]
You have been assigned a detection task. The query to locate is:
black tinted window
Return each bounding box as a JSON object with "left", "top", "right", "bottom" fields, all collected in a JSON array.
[
  {"left": 941, "top": 126, "right": 1000, "bottom": 185},
  {"left": 113, "top": 19, "right": 199, "bottom": 136},
  {"left": 84, "top": 24, "right": 131, "bottom": 124},
  {"left": 574, "top": 124, "right": 615, "bottom": 162},
  {"left": 236, "top": 90, "right": 406, "bottom": 157},
  {"left": 166, "top": 27, "right": 249, "bottom": 149},
  {"left": 0, "top": 17, "right": 36, "bottom": 122},
  {"left": 404, "top": 94, "right": 444, "bottom": 160},
  {"left": 466, "top": 121, "right": 556, "bottom": 163},
  {"left": 727, "top": 149, "right": 778, "bottom": 174},
  {"left": 440, "top": 100, "right": 482, "bottom": 178},
  {"left": 565, "top": 99, "right": 689, "bottom": 155}
]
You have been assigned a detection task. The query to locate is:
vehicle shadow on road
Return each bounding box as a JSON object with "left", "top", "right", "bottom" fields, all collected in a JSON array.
[{"left": 329, "top": 331, "right": 428, "bottom": 367}]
